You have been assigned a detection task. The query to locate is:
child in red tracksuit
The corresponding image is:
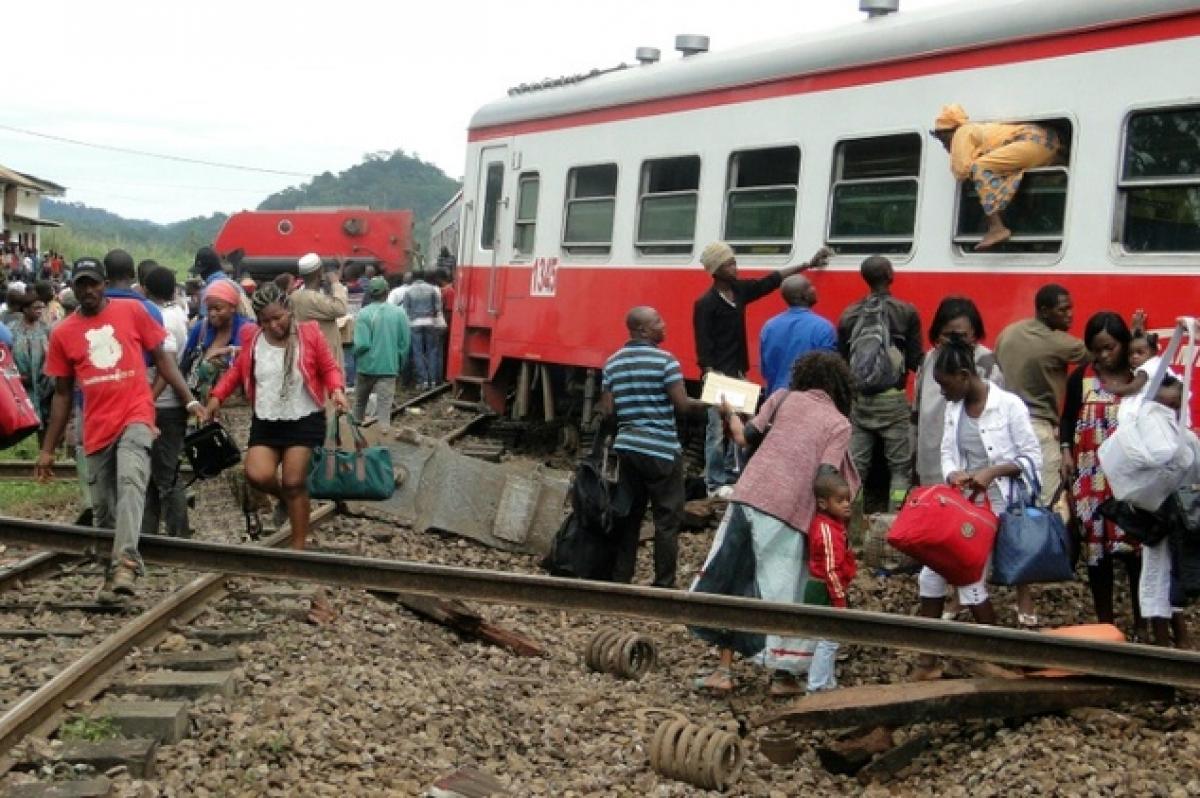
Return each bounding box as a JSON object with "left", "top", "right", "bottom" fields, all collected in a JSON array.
[{"left": 805, "top": 470, "right": 857, "bottom": 692}]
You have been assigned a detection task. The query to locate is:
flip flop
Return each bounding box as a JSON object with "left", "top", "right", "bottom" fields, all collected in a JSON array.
[{"left": 692, "top": 667, "right": 734, "bottom": 696}]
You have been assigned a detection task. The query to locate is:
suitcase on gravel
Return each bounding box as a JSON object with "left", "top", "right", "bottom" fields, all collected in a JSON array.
[{"left": 886, "top": 485, "right": 998, "bottom": 586}]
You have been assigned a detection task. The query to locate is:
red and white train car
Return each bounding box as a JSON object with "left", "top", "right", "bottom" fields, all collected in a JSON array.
[{"left": 449, "top": 0, "right": 1200, "bottom": 416}]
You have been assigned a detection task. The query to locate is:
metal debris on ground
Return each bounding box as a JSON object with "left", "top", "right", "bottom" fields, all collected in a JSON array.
[
  {"left": 584, "top": 629, "right": 657, "bottom": 680},
  {"left": 648, "top": 716, "right": 746, "bottom": 791}
]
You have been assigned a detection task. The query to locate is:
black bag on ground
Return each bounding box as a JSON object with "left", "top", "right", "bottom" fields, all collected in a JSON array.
[
  {"left": 182, "top": 422, "right": 241, "bottom": 484},
  {"left": 540, "top": 434, "right": 630, "bottom": 578}
]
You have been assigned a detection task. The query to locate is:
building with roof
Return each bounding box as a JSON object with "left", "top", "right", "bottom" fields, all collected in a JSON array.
[{"left": 0, "top": 164, "right": 64, "bottom": 252}]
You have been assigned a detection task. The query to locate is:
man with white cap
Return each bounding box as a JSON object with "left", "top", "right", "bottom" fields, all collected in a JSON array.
[
  {"left": 289, "top": 252, "right": 349, "bottom": 372},
  {"left": 692, "top": 242, "right": 831, "bottom": 497}
]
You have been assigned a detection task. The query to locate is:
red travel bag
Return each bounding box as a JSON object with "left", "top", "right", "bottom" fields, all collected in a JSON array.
[
  {"left": 0, "top": 343, "right": 39, "bottom": 448},
  {"left": 886, "top": 485, "right": 998, "bottom": 586}
]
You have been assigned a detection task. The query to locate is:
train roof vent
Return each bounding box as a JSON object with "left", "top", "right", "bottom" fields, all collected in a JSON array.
[
  {"left": 675, "top": 34, "right": 710, "bottom": 57},
  {"left": 860, "top": 0, "right": 899, "bottom": 18},
  {"left": 636, "top": 47, "right": 661, "bottom": 65}
]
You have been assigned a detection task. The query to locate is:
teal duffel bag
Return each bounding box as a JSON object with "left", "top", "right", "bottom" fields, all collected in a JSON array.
[{"left": 307, "top": 412, "right": 396, "bottom": 501}]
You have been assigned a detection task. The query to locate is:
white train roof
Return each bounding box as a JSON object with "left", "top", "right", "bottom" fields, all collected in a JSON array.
[{"left": 469, "top": 0, "right": 1199, "bottom": 131}]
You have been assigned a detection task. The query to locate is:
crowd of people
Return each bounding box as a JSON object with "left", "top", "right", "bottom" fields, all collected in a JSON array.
[
  {"left": 598, "top": 240, "right": 1192, "bottom": 698},
  {"left": 0, "top": 244, "right": 455, "bottom": 619}
]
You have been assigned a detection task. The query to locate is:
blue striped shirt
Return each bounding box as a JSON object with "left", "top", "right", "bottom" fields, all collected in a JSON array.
[{"left": 602, "top": 340, "right": 683, "bottom": 461}]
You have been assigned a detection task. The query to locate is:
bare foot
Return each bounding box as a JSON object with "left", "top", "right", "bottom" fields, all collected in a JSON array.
[
  {"left": 693, "top": 667, "right": 734, "bottom": 695},
  {"left": 975, "top": 227, "right": 1012, "bottom": 251}
]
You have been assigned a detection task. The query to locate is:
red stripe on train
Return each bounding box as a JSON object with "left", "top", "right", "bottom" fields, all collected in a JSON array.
[{"left": 468, "top": 12, "right": 1200, "bottom": 142}]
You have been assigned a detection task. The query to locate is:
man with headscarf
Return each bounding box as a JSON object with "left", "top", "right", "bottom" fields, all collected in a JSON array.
[
  {"left": 931, "top": 103, "right": 1062, "bottom": 251},
  {"left": 352, "top": 277, "right": 410, "bottom": 431},
  {"left": 288, "top": 252, "right": 348, "bottom": 373},
  {"left": 691, "top": 241, "right": 831, "bottom": 497}
]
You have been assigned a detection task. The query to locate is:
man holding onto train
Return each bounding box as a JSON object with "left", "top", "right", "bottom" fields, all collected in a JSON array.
[
  {"left": 692, "top": 242, "right": 831, "bottom": 497},
  {"left": 599, "top": 306, "right": 707, "bottom": 588}
]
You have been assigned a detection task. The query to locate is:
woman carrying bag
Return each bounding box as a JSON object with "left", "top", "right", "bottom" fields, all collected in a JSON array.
[{"left": 206, "top": 284, "right": 347, "bottom": 622}]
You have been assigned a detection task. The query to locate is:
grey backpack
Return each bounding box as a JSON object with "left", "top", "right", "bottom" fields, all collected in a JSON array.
[{"left": 848, "top": 295, "right": 902, "bottom": 395}]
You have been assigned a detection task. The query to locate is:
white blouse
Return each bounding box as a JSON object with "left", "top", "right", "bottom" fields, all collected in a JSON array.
[{"left": 253, "top": 336, "right": 321, "bottom": 421}]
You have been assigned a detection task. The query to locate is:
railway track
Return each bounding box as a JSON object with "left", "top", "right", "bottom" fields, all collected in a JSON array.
[
  {"left": 0, "top": 384, "right": 473, "bottom": 785},
  {"left": 4, "top": 518, "right": 1200, "bottom": 691}
]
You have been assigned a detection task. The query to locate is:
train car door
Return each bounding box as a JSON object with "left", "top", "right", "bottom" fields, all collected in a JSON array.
[{"left": 473, "top": 146, "right": 509, "bottom": 318}]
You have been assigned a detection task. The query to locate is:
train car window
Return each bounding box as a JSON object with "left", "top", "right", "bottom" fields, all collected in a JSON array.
[
  {"left": 563, "top": 163, "right": 618, "bottom": 254},
  {"left": 1119, "top": 106, "right": 1200, "bottom": 253},
  {"left": 513, "top": 173, "right": 539, "bottom": 257},
  {"left": 724, "top": 146, "right": 800, "bottom": 255},
  {"left": 827, "top": 133, "right": 921, "bottom": 255},
  {"left": 953, "top": 119, "right": 1073, "bottom": 255},
  {"left": 636, "top": 156, "right": 701, "bottom": 255},
  {"left": 479, "top": 162, "right": 504, "bottom": 250}
]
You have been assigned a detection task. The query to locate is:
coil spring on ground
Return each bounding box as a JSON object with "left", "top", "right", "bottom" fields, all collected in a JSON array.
[
  {"left": 648, "top": 718, "right": 746, "bottom": 792},
  {"left": 584, "top": 629, "right": 657, "bottom": 680}
]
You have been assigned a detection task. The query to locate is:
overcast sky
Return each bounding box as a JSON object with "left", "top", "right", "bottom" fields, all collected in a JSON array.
[{"left": 9, "top": 0, "right": 956, "bottom": 224}]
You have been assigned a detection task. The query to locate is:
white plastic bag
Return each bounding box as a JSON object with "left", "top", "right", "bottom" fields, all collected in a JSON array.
[{"left": 1099, "top": 317, "right": 1196, "bottom": 510}]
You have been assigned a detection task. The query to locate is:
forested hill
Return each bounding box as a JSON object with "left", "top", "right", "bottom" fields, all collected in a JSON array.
[
  {"left": 258, "top": 150, "right": 461, "bottom": 242},
  {"left": 39, "top": 150, "right": 461, "bottom": 274}
]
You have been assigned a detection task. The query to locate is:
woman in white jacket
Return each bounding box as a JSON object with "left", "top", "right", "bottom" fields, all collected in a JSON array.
[{"left": 913, "top": 336, "right": 1042, "bottom": 680}]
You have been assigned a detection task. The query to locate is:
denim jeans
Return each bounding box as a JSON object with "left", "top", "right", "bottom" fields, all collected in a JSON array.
[
  {"left": 141, "top": 407, "right": 189, "bottom": 538},
  {"left": 806, "top": 639, "right": 840, "bottom": 692},
  {"left": 704, "top": 406, "right": 737, "bottom": 491},
  {"left": 411, "top": 326, "right": 443, "bottom": 386},
  {"left": 86, "top": 423, "right": 153, "bottom": 572}
]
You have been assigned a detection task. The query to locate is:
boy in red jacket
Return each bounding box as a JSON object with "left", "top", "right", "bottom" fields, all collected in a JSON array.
[{"left": 805, "top": 470, "right": 857, "bottom": 692}]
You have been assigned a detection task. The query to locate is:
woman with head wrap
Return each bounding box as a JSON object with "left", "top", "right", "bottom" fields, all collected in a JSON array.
[
  {"left": 931, "top": 103, "right": 1062, "bottom": 250},
  {"left": 180, "top": 278, "right": 255, "bottom": 404},
  {"left": 207, "top": 284, "right": 347, "bottom": 624}
]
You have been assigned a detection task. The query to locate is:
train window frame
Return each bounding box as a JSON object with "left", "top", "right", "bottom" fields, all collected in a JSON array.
[
  {"left": 951, "top": 117, "right": 1074, "bottom": 256},
  {"left": 825, "top": 132, "right": 923, "bottom": 256},
  {"left": 722, "top": 145, "right": 801, "bottom": 256},
  {"left": 1116, "top": 103, "right": 1200, "bottom": 256},
  {"left": 562, "top": 162, "right": 619, "bottom": 256},
  {"left": 512, "top": 172, "right": 539, "bottom": 259},
  {"left": 479, "top": 161, "right": 505, "bottom": 252},
  {"left": 635, "top": 154, "right": 702, "bottom": 256}
]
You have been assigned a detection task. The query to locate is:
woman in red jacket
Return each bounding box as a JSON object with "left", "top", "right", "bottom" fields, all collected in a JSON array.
[{"left": 207, "top": 283, "right": 348, "bottom": 555}]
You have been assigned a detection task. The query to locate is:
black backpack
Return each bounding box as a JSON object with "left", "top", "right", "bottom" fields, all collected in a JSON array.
[
  {"left": 541, "top": 435, "right": 630, "bottom": 579},
  {"left": 848, "top": 295, "right": 903, "bottom": 395}
]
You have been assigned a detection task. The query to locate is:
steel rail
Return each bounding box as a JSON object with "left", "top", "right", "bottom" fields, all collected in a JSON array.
[
  {"left": 3, "top": 517, "right": 1200, "bottom": 690},
  {"left": 0, "top": 551, "right": 78, "bottom": 594},
  {"left": 0, "top": 505, "right": 335, "bottom": 767},
  {"left": 391, "top": 383, "right": 452, "bottom": 419}
]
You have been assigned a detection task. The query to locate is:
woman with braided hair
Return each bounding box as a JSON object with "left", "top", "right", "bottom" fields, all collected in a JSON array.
[{"left": 208, "top": 282, "right": 348, "bottom": 556}]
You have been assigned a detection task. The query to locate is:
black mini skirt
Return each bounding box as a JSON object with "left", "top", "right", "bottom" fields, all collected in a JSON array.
[{"left": 247, "top": 411, "right": 326, "bottom": 450}]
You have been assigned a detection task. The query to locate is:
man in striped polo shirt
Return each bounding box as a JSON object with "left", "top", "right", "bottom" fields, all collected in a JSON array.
[{"left": 600, "top": 306, "right": 705, "bottom": 588}]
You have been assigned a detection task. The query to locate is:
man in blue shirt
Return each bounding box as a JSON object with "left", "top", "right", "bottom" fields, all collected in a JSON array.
[
  {"left": 600, "top": 306, "right": 705, "bottom": 587},
  {"left": 101, "top": 250, "right": 162, "bottom": 325},
  {"left": 759, "top": 274, "right": 837, "bottom": 396}
]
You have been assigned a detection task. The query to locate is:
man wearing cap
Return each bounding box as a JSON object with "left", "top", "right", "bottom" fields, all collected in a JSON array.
[
  {"left": 36, "top": 258, "right": 207, "bottom": 602},
  {"left": 692, "top": 242, "right": 831, "bottom": 497},
  {"left": 352, "top": 277, "right": 410, "bottom": 431},
  {"left": 289, "top": 252, "right": 349, "bottom": 372}
]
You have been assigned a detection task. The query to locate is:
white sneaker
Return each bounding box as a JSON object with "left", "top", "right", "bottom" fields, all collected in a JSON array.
[{"left": 708, "top": 485, "right": 735, "bottom": 500}]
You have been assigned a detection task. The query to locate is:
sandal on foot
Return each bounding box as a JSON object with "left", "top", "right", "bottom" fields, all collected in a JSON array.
[
  {"left": 768, "top": 672, "right": 805, "bottom": 698},
  {"left": 692, "top": 667, "right": 734, "bottom": 695},
  {"left": 1017, "top": 612, "right": 1040, "bottom": 629}
]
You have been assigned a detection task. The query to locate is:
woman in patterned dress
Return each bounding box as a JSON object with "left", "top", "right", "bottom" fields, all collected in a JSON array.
[
  {"left": 1060, "top": 311, "right": 1145, "bottom": 637},
  {"left": 931, "top": 104, "right": 1062, "bottom": 250}
]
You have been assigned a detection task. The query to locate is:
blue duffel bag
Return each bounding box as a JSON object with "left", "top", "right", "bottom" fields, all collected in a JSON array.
[{"left": 991, "top": 459, "right": 1075, "bottom": 585}]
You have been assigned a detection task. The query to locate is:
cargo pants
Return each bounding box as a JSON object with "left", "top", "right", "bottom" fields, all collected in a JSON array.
[
  {"left": 849, "top": 389, "right": 912, "bottom": 511},
  {"left": 87, "top": 423, "right": 154, "bottom": 573}
]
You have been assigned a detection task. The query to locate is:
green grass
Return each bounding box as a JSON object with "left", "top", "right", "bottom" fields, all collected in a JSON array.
[
  {"left": 0, "top": 480, "right": 81, "bottom": 517},
  {"left": 0, "top": 436, "right": 40, "bottom": 462},
  {"left": 60, "top": 715, "right": 121, "bottom": 742},
  {"left": 43, "top": 227, "right": 195, "bottom": 280}
]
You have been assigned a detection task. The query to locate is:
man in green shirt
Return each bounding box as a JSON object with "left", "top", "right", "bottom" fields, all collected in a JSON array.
[{"left": 352, "top": 277, "right": 411, "bottom": 431}]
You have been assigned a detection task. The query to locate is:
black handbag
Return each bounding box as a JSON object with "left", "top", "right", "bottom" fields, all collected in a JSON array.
[{"left": 183, "top": 422, "right": 242, "bottom": 484}]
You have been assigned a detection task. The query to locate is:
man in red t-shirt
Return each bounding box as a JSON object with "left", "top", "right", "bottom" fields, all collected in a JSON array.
[{"left": 37, "top": 257, "right": 207, "bottom": 602}]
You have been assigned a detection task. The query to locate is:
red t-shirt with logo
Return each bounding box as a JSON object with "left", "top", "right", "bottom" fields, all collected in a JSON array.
[{"left": 44, "top": 299, "right": 166, "bottom": 455}]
